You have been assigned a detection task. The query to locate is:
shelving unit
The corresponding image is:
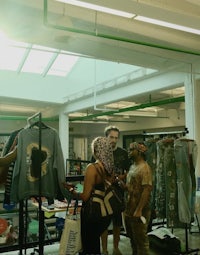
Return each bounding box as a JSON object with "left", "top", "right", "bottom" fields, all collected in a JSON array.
[
  {"left": 0, "top": 201, "right": 40, "bottom": 253},
  {"left": 66, "top": 159, "right": 90, "bottom": 175}
]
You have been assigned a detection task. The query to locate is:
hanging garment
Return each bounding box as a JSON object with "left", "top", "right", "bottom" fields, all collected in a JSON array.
[
  {"left": 174, "top": 138, "right": 197, "bottom": 224},
  {"left": 162, "top": 139, "right": 180, "bottom": 227},
  {"left": 177, "top": 181, "right": 192, "bottom": 224},
  {"left": 10, "top": 127, "right": 67, "bottom": 202},
  {"left": 155, "top": 139, "right": 168, "bottom": 219},
  {"left": 145, "top": 139, "right": 157, "bottom": 211},
  {"left": 155, "top": 139, "right": 180, "bottom": 227},
  {"left": 1, "top": 129, "right": 22, "bottom": 204}
]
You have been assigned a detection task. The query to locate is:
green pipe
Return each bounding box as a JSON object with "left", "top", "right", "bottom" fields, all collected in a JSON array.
[
  {"left": 0, "top": 96, "right": 183, "bottom": 121},
  {"left": 69, "top": 96, "right": 184, "bottom": 121},
  {"left": 44, "top": 0, "right": 200, "bottom": 56}
]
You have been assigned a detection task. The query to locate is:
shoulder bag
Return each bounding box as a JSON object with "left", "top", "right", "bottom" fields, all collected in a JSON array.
[
  {"left": 59, "top": 199, "right": 82, "bottom": 255},
  {"left": 84, "top": 163, "right": 125, "bottom": 221}
]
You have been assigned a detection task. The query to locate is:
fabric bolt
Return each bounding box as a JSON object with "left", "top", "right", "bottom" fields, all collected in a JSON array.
[
  {"left": 174, "top": 138, "right": 197, "bottom": 224},
  {"left": 10, "top": 127, "right": 67, "bottom": 202}
]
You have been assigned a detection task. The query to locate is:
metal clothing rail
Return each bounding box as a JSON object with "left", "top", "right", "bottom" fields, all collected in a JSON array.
[
  {"left": 145, "top": 132, "right": 199, "bottom": 255},
  {"left": 179, "top": 224, "right": 199, "bottom": 255},
  {"left": 18, "top": 112, "right": 44, "bottom": 255},
  {"left": 143, "top": 127, "right": 189, "bottom": 136}
]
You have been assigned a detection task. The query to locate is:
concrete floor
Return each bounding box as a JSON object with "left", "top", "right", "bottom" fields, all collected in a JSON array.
[{"left": 0, "top": 225, "right": 200, "bottom": 255}]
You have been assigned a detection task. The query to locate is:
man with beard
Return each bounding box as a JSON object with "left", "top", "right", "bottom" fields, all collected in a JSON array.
[{"left": 101, "top": 126, "right": 130, "bottom": 255}]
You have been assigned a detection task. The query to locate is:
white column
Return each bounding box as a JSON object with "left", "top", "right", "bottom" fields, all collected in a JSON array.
[
  {"left": 194, "top": 79, "right": 200, "bottom": 179},
  {"left": 185, "top": 66, "right": 200, "bottom": 183},
  {"left": 59, "top": 110, "right": 69, "bottom": 171},
  {"left": 184, "top": 71, "right": 195, "bottom": 139}
]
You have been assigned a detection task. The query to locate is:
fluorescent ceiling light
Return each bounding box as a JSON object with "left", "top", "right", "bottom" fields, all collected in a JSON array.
[
  {"left": 135, "top": 16, "right": 200, "bottom": 35},
  {"left": 105, "top": 101, "right": 137, "bottom": 109},
  {"left": 56, "top": 0, "right": 135, "bottom": 18},
  {"left": 71, "top": 120, "right": 109, "bottom": 124},
  {"left": 69, "top": 112, "right": 87, "bottom": 117},
  {"left": 122, "top": 110, "right": 158, "bottom": 117},
  {"left": 161, "top": 87, "right": 185, "bottom": 96},
  {"left": 56, "top": 1, "right": 199, "bottom": 34},
  {"left": 0, "top": 104, "right": 36, "bottom": 113}
]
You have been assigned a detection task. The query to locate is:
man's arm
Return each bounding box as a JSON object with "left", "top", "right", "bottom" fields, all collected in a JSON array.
[
  {"left": 133, "top": 185, "right": 152, "bottom": 217},
  {"left": 0, "top": 147, "right": 17, "bottom": 166}
]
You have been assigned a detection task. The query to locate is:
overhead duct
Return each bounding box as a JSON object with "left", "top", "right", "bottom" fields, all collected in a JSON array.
[{"left": 44, "top": 0, "right": 200, "bottom": 57}]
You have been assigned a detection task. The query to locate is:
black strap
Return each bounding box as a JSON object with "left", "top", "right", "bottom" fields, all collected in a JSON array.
[
  {"left": 93, "top": 163, "right": 112, "bottom": 190},
  {"left": 93, "top": 162, "right": 106, "bottom": 182}
]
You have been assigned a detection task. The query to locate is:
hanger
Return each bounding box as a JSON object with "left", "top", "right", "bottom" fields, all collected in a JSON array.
[{"left": 29, "top": 121, "right": 49, "bottom": 129}]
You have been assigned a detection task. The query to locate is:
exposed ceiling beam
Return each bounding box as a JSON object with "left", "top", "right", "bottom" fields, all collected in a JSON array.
[{"left": 69, "top": 96, "right": 185, "bottom": 121}]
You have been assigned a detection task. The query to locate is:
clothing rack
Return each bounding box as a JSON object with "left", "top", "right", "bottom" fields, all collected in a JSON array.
[
  {"left": 144, "top": 132, "right": 199, "bottom": 255},
  {"left": 177, "top": 224, "right": 199, "bottom": 255},
  {"left": 143, "top": 127, "right": 189, "bottom": 137},
  {"left": 190, "top": 213, "right": 200, "bottom": 234},
  {"left": 18, "top": 112, "right": 44, "bottom": 255}
]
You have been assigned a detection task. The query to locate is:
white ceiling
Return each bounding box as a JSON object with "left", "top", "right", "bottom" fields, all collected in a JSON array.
[{"left": 0, "top": 0, "right": 200, "bottom": 122}]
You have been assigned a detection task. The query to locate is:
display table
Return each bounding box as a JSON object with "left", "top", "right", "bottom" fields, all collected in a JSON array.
[{"left": 32, "top": 199, "right": 81, "bottom": 216}]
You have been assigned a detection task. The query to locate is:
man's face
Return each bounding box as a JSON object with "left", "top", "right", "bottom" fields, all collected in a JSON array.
[{"left": 107, "top": 130, "right": 119, "bottom": 149}]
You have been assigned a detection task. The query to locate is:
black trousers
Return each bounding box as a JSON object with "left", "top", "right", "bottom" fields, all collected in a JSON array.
[{"left": 80, "top": 208, "right": 111, "bottom": 255}]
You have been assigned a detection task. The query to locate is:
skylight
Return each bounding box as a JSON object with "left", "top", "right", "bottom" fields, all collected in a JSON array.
[
  {"left": 0, "top": 45, "right": 26, "bottom": 71},
  {"left": 0, "top": 33, "right": 79, "bottom": 77},
  {"left": 47, "top": 52, "right": 78, "bottom": 77},
  {"left": 21, "top": 47, "right": 55, "bottom": 74}
]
